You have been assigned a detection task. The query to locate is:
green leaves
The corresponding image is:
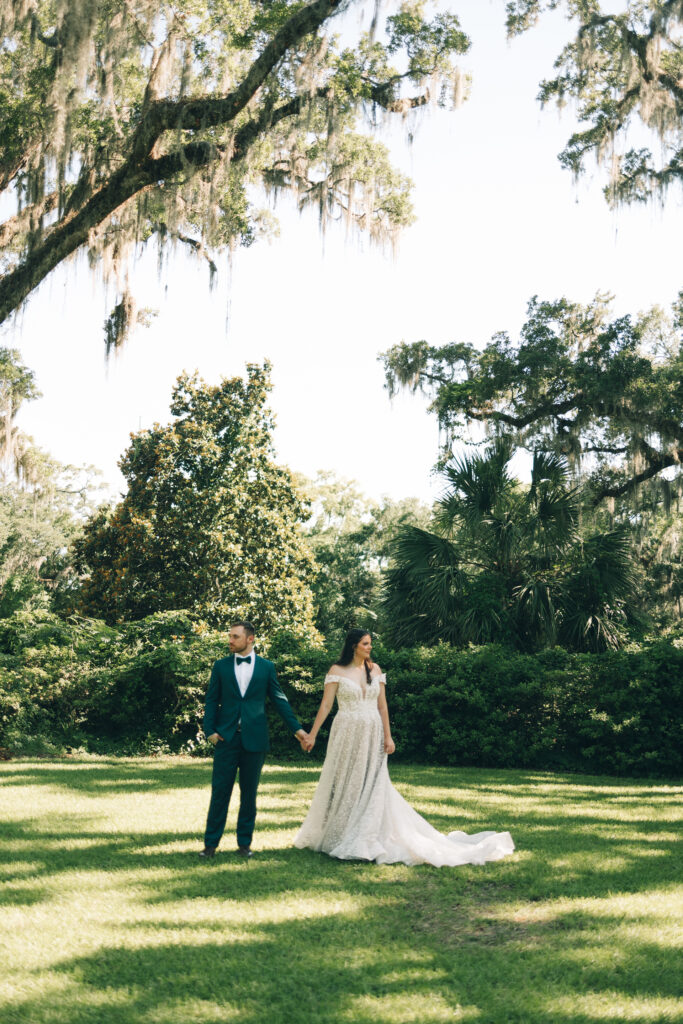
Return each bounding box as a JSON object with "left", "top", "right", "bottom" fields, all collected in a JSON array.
[
  {"left": 75, "top": 363, "right": 317, "bottom": 632},
  {"left": 0, "top": 0, "right": 472, "bottom": 332},
  {"left": 508, "top": 1, "right": 683, "bottom": 204},
  {"left": 387, "top": 5, "right": 470, "bottom": 85},
  {"left": 383, "top": 444, "right": 636, "bottom": 652},
  {"left": 299, "top": 470, "right": 432, "bottom": 639},
  {"left": 382, "top": 292, "right": 683, "bottom": 506}
]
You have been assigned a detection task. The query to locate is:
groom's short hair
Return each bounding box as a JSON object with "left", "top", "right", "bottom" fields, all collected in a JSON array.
[{"left": 231, "top": 620, "right": 255, "bottom": 638}]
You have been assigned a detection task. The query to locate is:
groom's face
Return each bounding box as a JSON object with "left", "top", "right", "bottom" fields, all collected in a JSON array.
[{"left": 229, "top": 626, "right": 253, "bottom": 654}]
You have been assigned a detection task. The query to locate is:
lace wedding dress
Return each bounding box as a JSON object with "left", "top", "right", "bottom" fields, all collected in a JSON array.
[{"left": 294, "top": 672, "right": 515, "bottom": 867}]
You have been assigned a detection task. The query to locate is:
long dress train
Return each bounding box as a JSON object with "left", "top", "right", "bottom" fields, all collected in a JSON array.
[{"left": 294, "top": 673, "right": 515, "bottom": 867}]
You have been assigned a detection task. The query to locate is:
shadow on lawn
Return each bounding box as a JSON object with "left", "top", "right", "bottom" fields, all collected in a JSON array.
[
  {"left": 0, "top": 759, "right": 322, "bottom": 803},
  {"left": 2, "top": 761, "right": 681, "bottom": 1024},
  {"left": 0, "top": 759, "right": 214, "bottom": 794},
  {"left": 4, "top": 906, "right": 681, "bottom": 1024},
  {"left": 2, "top": 762, "right": 680, "bottom": 904}
]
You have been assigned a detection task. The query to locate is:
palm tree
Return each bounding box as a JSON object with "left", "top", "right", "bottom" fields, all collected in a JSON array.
[{"left": 383, "top": 443, "right": 638, "bottom": 652}]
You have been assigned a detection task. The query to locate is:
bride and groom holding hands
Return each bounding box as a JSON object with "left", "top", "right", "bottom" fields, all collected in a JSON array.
[{"left": 200, "top": 620, "right": 514, "bottom": 867}]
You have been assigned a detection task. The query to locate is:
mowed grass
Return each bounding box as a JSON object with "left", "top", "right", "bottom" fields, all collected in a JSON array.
[{"left": 1, "top": 759, "right": 681, "bottom": 1024}]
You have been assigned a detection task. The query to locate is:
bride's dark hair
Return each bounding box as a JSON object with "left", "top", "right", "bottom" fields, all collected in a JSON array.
[{"left": 337, "top": 628, "right": 373, "bottom": 688}]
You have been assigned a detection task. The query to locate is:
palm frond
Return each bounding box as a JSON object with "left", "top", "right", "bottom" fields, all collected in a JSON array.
[
  {"left": 530, "top": 450, "right": 570, "bottom": 490},
  {"left": 529, "top": 482, "right": 580, "bottom": 555},
  {"left": 514, "top": 578, "right": 557, "bottom": 647},
  {"left": 439, "top": 441, "right": 514, "bottom": 522},
  {"left": 382, "top": 525, "right": 467, "bottom": 645}
]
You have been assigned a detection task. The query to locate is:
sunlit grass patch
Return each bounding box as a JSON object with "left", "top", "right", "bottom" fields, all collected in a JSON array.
[
  {"left": 340, "top": 991, "right": 473, "bottom": 1022},
  {"left": 548, "top": 993, "right": 683, "bottom": 1022},
  {"left": 1, "top": 758, "right": 681, "bottom": 1024}
]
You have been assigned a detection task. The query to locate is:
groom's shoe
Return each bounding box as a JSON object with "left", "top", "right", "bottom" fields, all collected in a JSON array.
[
  {"left": 237, "top": 845, "right": 253, "bottom": 859},
  {"left": 199, "top": 846, "right": 217, "bottom": 859}
]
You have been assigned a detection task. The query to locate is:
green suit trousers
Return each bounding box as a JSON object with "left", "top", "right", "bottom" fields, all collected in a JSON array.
[{"left": 204, "top": 732, "right": 266, "bottom": 849}]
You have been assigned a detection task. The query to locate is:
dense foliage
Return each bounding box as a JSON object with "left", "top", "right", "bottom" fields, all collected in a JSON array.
[
  {"left": 0, "top": 0, "right": 471, "bottom": 336},
  {"left": 373, "top": 640, "right": 683, "bottom": 777},
  {"left": 507, "top": 1, "right": 683, "bottom": 205},
  {"left": 383, "top": 293, "right": 683, "bottom": 507},
  {"left": 624, "top": 484, "right": 683, "bottom": 626},
  {"left": 300, "top": 470, "right": 431, "bottom": 639},
  {"left": 0, "top": 466, "right": 96, "bottom": 618},
  {"left": 0, "top": 348, "right": 102, "bottom": 616},
  {"left": 0, "top": 610, "right": 226, "bottom": 755},
  {"left": 1, "top": 608, "right": 680, "bottom": 776},
  {"left": 75, "top": 363, "right": 317, "bottom": 631},
  {"left": 382, "top": 443, "right": 639, "bottom": 652}
]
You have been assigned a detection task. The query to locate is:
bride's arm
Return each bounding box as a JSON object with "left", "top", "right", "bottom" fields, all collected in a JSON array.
[
  {"left": 306, "top": 680, "right": 338, "bottom": 750},
  {"left": 377, "top": 681, "right": 396, "bottom": 755}
]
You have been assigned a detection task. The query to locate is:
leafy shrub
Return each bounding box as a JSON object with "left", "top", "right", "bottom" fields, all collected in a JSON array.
[
  {"left": 1, "top": 609, "right": 680, "bottom": 774},
  {"left": 0, "top": 610, "right": 226, "bottom": 753}
]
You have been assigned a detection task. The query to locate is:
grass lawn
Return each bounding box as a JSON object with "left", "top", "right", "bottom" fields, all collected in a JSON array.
[{"left": 1, "top": 758, "right": 681, "bottom": 1024}]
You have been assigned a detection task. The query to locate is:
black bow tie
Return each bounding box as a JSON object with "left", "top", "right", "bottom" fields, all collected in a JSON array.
[{"left": 236, "top": 656, "right": 252, "bottom": 665}]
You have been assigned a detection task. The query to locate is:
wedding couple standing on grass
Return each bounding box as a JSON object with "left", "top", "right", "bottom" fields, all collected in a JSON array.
[{"left": 200, "top": 621, "right": 514, "bottom": 866}]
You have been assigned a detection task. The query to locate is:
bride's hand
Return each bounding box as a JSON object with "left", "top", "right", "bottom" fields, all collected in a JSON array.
[{"left": 384, "top": 737, "right": 395, "bottom": 755}]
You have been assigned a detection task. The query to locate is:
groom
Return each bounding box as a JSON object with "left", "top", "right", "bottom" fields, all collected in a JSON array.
[{"left": 200, "top": 620, "right": 310, "bottom": 859}]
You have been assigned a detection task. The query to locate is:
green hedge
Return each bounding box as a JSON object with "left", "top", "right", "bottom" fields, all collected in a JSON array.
[
  {"left": 0, "top": 611, "right": 225, "bottom": 756},
  {"left": 271, "top": 637, "right": 683, "bottom": 776},
  {"left": 375, "top": 644, "right": 682, "bottom": 776},
  {"left": 1, "top": 610, "right": 681, "bottom": 775}
]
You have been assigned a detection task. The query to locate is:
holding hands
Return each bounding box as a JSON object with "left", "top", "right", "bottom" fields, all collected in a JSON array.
[
  {"left": 296, "top": 730, "right": 314, "bottom": 753},
  {"left": 299, "top": 732, "right": 392, "bottom": 754}
]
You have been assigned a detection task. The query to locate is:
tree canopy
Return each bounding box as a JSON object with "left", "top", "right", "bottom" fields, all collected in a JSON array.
[
  {"left": 383, "top": 443, "right": 639, "bottom": 652},
  {"left": 74, "top": 363, "right": 318, "bottom": 631},
  {"left": 2, "top": 1, "right": 680, "bottom": 343},
  {"left": 300, "top": 469, "right": 431, "bottom": 637},
  {"left": 0, "top": 0, "right": 470, "bottom": 339},
  {"left": 0, "top": 347, "right": 41, "bottom": 482},
  {"left": 0, "top": 348, "right": 102, "bottom": 616},
  {"left": 382, "top": 292, "right": 683, "bottom": 507},
  {"left": 0, "top": 461, "right": 97, "bottom": 617},
  {"left": 507, "top": 0, "right": 683, "bottom": 204}
]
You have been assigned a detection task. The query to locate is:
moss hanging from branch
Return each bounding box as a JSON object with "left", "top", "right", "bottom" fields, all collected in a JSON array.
[
  {"left": 506, "top": 0, "right": 683, "bottom": 204},
  {"left": 0, "top": 0, "right": 472, "bottom": 339},
  {"left": 381, "top": 291, "right": 683, "bottom": 507}
]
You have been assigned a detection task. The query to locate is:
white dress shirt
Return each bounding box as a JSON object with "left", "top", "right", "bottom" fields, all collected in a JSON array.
[{"left": 234, "top": 652, "right": 255, "bottom": 697}]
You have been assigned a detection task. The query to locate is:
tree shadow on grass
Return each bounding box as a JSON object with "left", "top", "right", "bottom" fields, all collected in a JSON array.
[
  {"left": 2, "top": 764, "right": 680, "bottom": 913},
  {"left": 3, "top": 762, "right": 681, "bottom": 1024},
  {"left": 0, "top": 759, "right": 323, "bottom": 799},
  {"left": 3, "top": 923, "right": 456, "bottom": 1024},
  {"left": 0, "top": 759, "right": 211, "bottom": 795},
  {"left": 3, "top": 905, "right": 680, "bottom": 1024},
  {"left": 396, "top": 766, "right": 682, "bottom": 802}
]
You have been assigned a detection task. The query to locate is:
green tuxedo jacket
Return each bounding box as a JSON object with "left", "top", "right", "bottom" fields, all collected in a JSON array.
[{"left": 202, "top": 654, "right": 302, "bottom": 752}]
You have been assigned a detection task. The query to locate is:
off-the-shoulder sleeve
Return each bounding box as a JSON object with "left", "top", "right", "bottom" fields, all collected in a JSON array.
[
  {"left": 324, "top": 673, "right": 343, "bottom": 685},
  {"left": 374, "top": 672, "right": 387, "bottom": 684}
]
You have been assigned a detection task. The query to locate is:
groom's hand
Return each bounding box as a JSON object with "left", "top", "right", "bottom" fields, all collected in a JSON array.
[
  {"left": 208, "top": 733, "right": 223, "bottom": 745},
  {"left": 296, "top": 730, "right": 313, "bottom": 752}
]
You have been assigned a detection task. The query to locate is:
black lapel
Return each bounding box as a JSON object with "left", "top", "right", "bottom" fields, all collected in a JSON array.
[{"left": 227, "top": 656, "right": 241, "bottom": 698}]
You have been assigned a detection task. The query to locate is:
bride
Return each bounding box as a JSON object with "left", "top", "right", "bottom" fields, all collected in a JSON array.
[{"left": 294, "top": 629, "right": 514, "bottom": 867}]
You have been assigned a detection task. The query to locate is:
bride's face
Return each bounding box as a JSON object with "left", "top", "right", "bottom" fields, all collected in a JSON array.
[{"left": 355, "top": 634, "right": 372, "bottom": 660}]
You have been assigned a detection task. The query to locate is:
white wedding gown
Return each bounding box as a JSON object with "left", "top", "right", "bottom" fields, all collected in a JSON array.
[{"left": 294, "top": 673, "right": 515, "bottom": 866}]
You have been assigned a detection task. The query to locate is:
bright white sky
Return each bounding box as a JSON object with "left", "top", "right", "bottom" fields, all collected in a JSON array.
[{"left": 5, "top": 0, "right": 681, "bottom": 504}]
